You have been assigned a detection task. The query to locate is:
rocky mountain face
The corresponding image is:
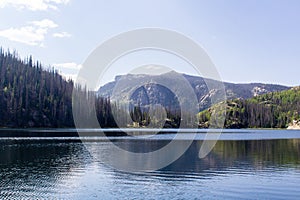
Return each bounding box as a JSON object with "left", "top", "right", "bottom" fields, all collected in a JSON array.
[{"left": 98, "top": 72, "right": 290, "bottom": 111}]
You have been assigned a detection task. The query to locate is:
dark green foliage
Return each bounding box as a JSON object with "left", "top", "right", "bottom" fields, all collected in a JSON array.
[
  {"left": 0, "top": 48, "right": 116, "bottom": 128},
  {"left": 0, "top": 48, "right": 175, "bottom": 128},
  {"left": 0, "top": 49, "right": 72, "bottom": 127},
  {"left": 128, "top": 104, "right": 181, "bottom": 128},
  {"left": 198, "top": 87, "right": 300, "bottom": 128}
]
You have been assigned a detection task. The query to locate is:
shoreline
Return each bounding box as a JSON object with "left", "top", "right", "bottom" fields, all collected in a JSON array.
[{"left": 0, "top": 127, "right": 297, "bottom": 138}]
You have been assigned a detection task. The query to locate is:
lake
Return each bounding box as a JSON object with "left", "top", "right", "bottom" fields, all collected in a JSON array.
[{"left": 0, "top": 129, "right": 300, "bottom": 199}]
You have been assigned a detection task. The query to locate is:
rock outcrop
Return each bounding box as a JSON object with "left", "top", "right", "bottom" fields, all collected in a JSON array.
[{"left": 287, "top": 120, "right": 300, "bottom": 130}]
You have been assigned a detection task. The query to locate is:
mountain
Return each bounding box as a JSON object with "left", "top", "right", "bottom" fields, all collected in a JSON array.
[
  {"left": 0, "top": 47, "right": 293, "bottom": 129},
  {"left": 198, "top": 87, "right": 300, "bottom": 128},
  {"left": 98, "top": 72, "right": 290, "bottom": 111}
]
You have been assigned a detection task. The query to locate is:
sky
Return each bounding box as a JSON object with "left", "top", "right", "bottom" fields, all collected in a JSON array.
[{"left": 0, "top": 0, "right": 299, "bottom": 87}]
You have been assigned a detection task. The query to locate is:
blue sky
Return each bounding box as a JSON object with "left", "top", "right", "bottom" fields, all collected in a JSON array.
[{"left": 0, "top": 0, "right": 299, "bottom": 86}]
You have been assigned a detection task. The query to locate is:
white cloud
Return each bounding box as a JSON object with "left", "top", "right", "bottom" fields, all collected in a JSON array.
[
  {"left": 145, "top": 65, "right": 164, "bottom": 70},
  {"left": 53, "top": 62, "right": 81, "bottom": 70},
  {"left": 53, "top": 62, "right": 81, "bottom": 81},
  {"left": 0, "top": 0, "right": 70, "bottom": 11},
  {"left": 31, "top": 19, "right": 58, "bottom": 28},
  {"left": 60, "top": 72, "right": 77, "bottom": 81},
  {"left": 0, "top": 19, "right": 57, "bottom": 46},
  {"left": 53, "top": 31, "right": 71, "bottom": 38},
  {"left": 0, "top": 26, "right": 46, "bottom": 46}
]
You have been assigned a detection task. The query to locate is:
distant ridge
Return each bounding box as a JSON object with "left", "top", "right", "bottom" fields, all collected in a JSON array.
[{"left": 98, "top": 71, "right": 290, "bottom": 111}]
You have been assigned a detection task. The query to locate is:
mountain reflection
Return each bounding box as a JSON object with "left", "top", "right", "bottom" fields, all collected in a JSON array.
[
  {"left": 1, "top": 136, "right": 300, "bottom": 198},
  {"left": 162, "top": 139, "right": 300, "bottom": 173}
]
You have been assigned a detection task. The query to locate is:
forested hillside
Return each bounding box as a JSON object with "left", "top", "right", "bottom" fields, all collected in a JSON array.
[
  {"left": 0, "top": 49, "right": 115, "bottom": 128},
  {"left": 198, "top": 87, "right": 300, "bottom": 128}
]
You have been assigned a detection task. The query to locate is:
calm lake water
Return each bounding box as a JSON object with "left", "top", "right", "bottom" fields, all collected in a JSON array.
[{"left": 0, "top": 129, "right": 300, "bottom": 199}]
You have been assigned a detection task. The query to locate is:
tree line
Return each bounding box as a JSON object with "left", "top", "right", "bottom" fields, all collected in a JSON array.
[
  {"left": 0, "top": 48, "right": 180, "bottom": 129},
  {"left": 2, "top": 48, "right": 298, "bottom": 129},
  {"left": 199, "top": 87, "right": 300, "bottom": 128},
  {"left": 0, "top": 48, "right": 117, "bottom": 128}
]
